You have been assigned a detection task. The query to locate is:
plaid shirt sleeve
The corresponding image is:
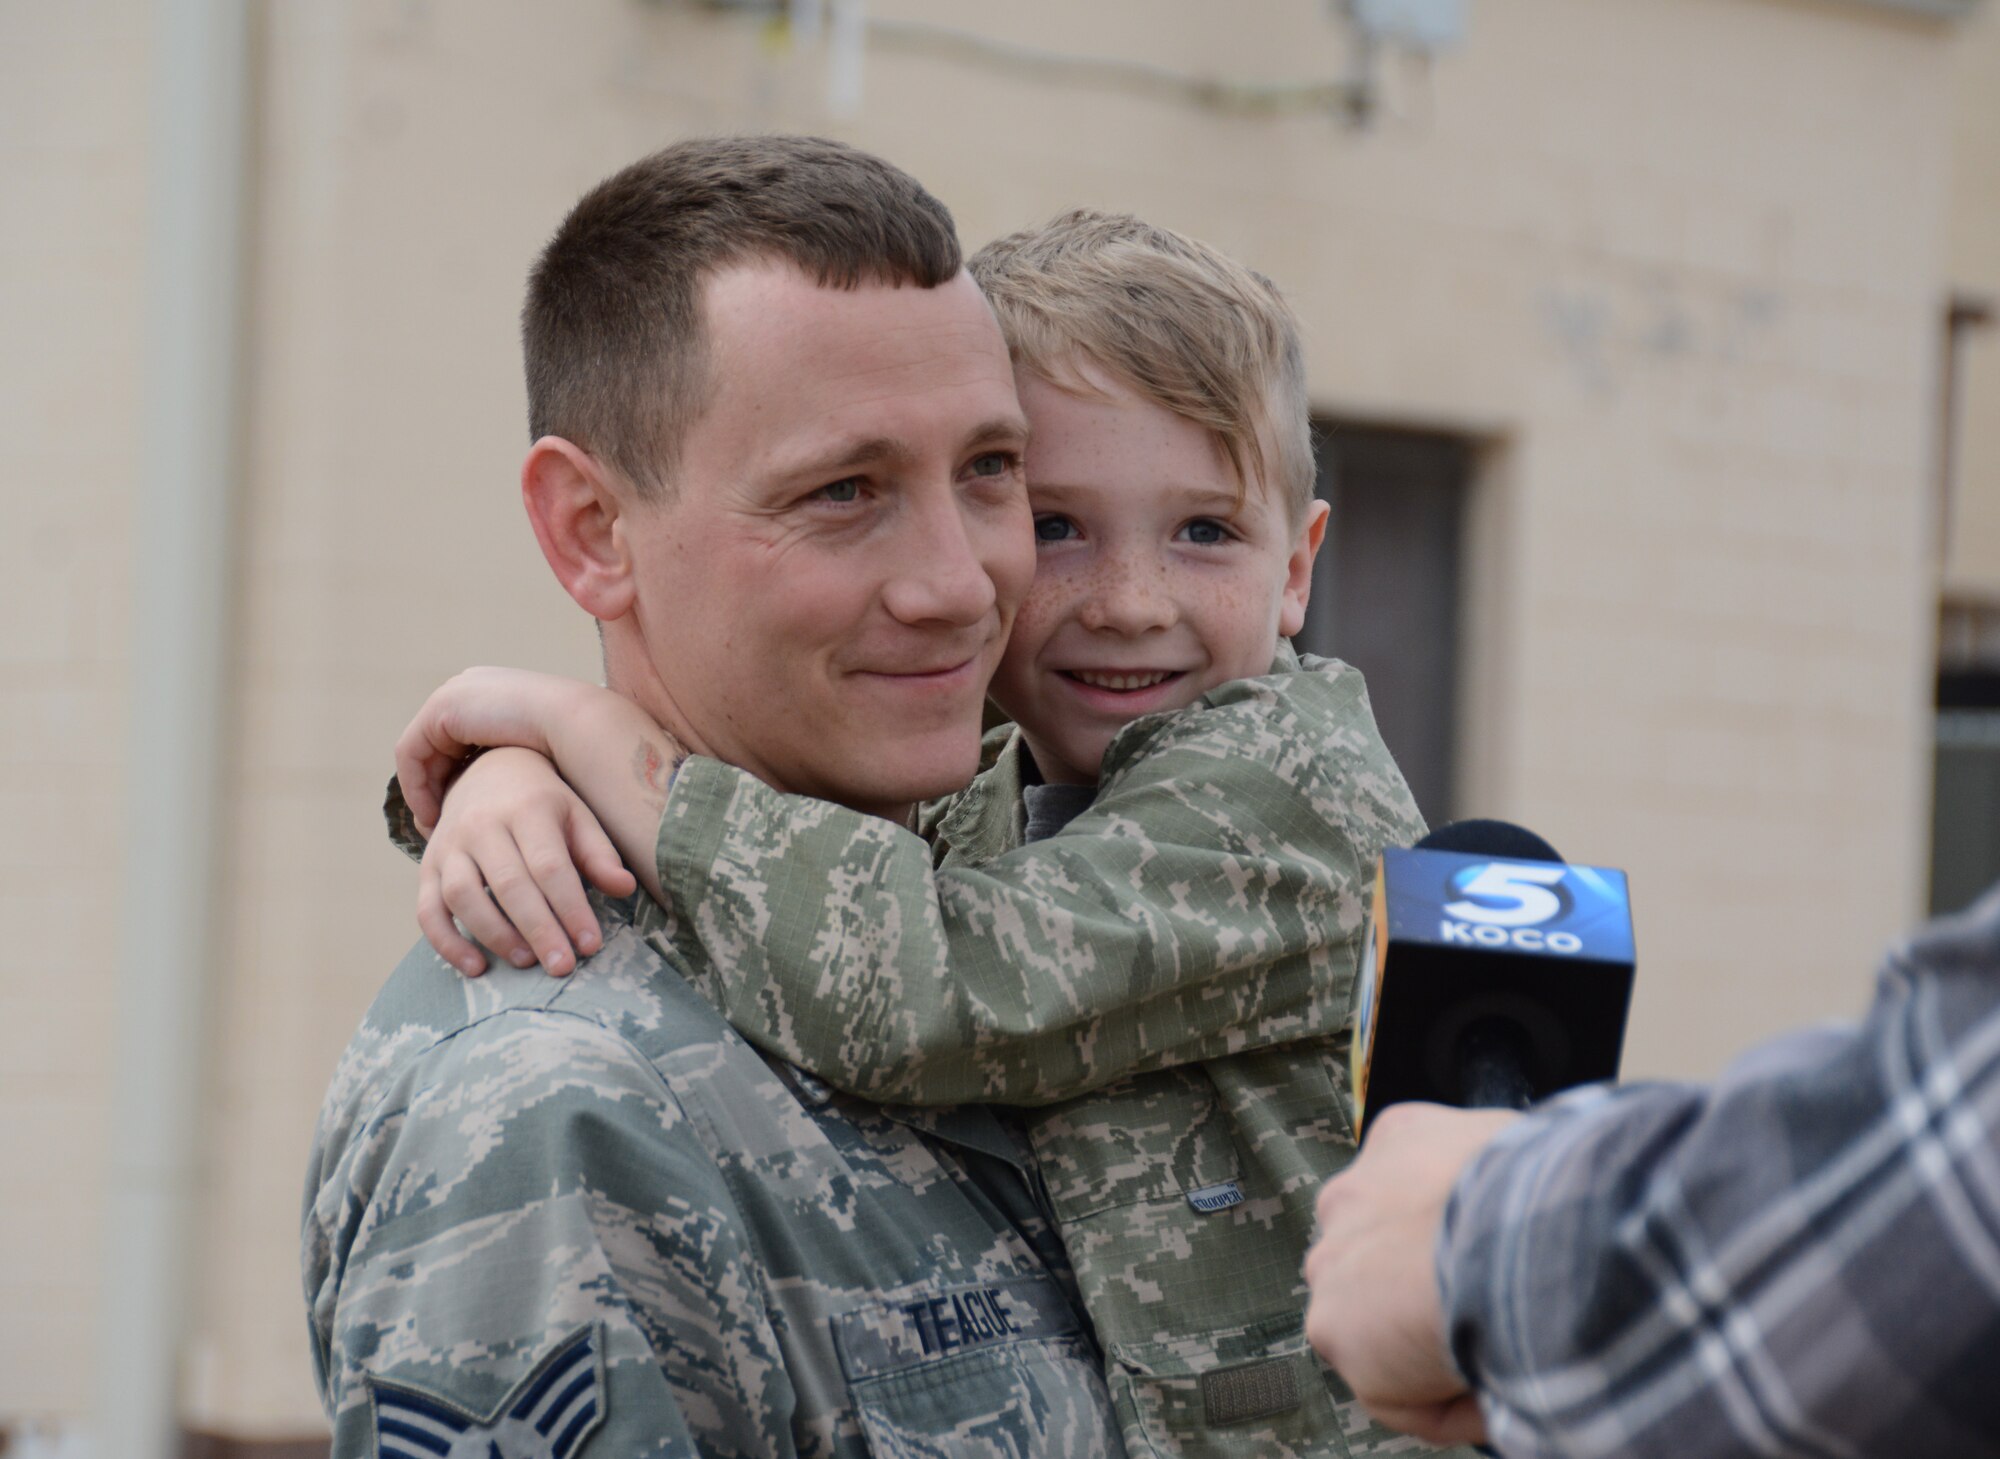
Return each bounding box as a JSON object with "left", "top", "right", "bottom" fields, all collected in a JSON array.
[{"left": 1435, "top": 882, "right": 2000, "bottom": 1459}]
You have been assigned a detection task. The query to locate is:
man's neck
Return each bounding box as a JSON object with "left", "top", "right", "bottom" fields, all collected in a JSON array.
[
  {"left": 607, "top": 665, "right": 709, "bottom": 768},
  {"left": 605, "top": 651, "right": 913, "bottom": 826}
]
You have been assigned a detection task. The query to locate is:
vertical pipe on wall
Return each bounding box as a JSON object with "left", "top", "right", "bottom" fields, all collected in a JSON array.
[{"left": 91, "top": 2, "right": 251, "bottom": 1455}]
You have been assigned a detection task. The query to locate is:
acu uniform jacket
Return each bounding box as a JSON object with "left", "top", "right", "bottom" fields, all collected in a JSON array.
[{"left": 303, "top": 888, "right": 1128, "bottom": 1458}]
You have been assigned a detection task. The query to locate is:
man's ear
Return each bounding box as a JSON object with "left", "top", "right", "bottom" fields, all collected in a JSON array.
[
  {"left": 522, "top": 437, "right": 637, "bottom": 621},
  {"left": 1278, "top": 497, "right": 1331, "bottom": 637}
]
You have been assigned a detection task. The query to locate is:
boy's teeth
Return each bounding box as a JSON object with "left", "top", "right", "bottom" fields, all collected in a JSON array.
[{"left": 1070, "top": 670, "right": 1174, "bottom": 691}]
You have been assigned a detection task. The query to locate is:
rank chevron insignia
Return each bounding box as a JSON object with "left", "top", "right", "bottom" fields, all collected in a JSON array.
[{"left": 367, "top": 1325, "right": 604, "bottom": 1459}]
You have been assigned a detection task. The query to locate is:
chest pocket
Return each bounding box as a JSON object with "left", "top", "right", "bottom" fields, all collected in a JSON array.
[
  {"left": 1117, "top": 1330, "right": 1487, "bottom": 1459},
  {"left": 1112, "top": 1316, "right": 1358, "bottom": 1459},
  {"left": 1028, "top": 1067, "right": 1240, "bottom": 1223},
  {"left": 832, "top": 1277, "right": 1123, "bottom": 1457},
  {"left": 1025, "top": 1052, "right": 1383, "bottom": 1457}
]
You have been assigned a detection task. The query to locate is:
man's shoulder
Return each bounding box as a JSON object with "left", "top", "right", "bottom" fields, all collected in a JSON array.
[
  {"left": 300, "top": 908, "right": 760, "bottom": 1332},
  {"left": 309, "top": 938, "right": 522, "bottom": 1161},
  {"left": 308, "top": 902, "right": 731, "bottom": 1183},
  {"left": 300, "top": 913, "right": 789, "bottom": 1447}
]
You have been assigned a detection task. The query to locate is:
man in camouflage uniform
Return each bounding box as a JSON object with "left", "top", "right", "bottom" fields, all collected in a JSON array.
[{"left": 304, "top": 137, "right": 1129, "bottom": 1457}]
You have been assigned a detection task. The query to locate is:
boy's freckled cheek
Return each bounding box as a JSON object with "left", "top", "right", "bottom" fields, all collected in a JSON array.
[{"left": 1015, "top": 583, "right": 1070, "bottom": 633}]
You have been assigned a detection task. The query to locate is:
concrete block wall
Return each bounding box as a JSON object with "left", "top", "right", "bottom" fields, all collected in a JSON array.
[
  {"left": 1, "top": 0, "right": 1982, "bottom": 1439},
  {"left": 0, "top": 3, "right": 148, "bottom": 1424}
]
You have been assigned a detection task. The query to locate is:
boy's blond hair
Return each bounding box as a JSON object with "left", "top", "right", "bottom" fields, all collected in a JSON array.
[{"left": 969, "top": 209, "right": 1315, "bottom": 517}]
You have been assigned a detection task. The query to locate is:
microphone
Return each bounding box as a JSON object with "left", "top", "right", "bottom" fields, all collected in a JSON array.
[{"left": 1349, "top": 819, "right": 1636, "bottom": 1134}]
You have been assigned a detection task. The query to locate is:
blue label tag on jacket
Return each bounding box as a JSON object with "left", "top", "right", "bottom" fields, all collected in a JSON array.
[{"left": 1186, "top": 1181, "right": 1244, "bottom": 1213}]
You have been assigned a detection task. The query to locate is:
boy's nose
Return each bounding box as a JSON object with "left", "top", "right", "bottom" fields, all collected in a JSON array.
[{"left": 1078, "top": 559, "right": 1177, "bottom": 636}]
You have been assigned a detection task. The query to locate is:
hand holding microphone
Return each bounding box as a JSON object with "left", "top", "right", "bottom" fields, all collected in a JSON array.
[
  {"left": 1306, "top": 1100, "right": 1521, "bottom": 1448},
  {"left": 1310, "top": 820, "right": 1639, "bottom": 1451}
]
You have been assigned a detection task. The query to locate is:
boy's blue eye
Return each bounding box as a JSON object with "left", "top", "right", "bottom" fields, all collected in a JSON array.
[
  {"left": 1034, "top": 515, "right": 1079, "bottom": 542},
  {"left": 1181, "top": 518, "right": 1229, "bottom": 545}
]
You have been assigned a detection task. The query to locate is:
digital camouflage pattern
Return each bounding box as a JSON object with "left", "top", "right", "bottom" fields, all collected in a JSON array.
[
  {"left": 653, "top": 656, "right": 1479, "bottom": 1457},
  {"left": 302, "top": 894, "right": 1127, "bottom": 1457},
  {"left": 656, "top": 655, "right": 1409, "bottom": 1106}
]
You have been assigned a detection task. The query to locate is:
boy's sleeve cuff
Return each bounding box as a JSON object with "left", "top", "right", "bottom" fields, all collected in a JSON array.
[{"left": 383, "top": 773, "right": 426, "bottom": 864}]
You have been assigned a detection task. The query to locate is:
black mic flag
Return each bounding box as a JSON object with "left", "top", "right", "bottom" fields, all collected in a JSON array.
[{"left": 1350, "top": 820, "right": 1637, "bottom": 1133}]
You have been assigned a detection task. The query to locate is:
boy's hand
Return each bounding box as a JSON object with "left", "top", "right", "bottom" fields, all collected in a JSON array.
[
  {"left": 417, "top": 746, "right": 637, "bottom": 977},
  {"left": 396, "top": 667, "right": 604, "bottom": 837}
]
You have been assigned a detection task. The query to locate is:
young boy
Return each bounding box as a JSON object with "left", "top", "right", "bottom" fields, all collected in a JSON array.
[{"left": 395, "top": 212, "right": 1458, "bottom": 1457}]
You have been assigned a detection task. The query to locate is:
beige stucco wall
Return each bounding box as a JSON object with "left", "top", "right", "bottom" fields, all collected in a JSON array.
[
  {"left": 1948, "top": 0, "right": 2000, "bottom": 595},
  {"left": 2, "top": 0, "right": 1981, "bottom": 1438},
  {"left": 0, "top": 3, "right": 147, "bottom": 1421}
]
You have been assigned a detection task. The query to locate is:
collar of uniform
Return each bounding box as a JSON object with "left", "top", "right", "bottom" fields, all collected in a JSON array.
[
  {"left": 878, "top": 1103, "right": 1038, "bottom": 1172},
  {"left": 927, "top": 726, "right": 1030, "bottom": 866}
]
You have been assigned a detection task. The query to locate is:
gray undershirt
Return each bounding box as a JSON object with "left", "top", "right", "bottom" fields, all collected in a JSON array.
[{"left": 1019, "top": 775, "right": 1096, "bottom": 844}]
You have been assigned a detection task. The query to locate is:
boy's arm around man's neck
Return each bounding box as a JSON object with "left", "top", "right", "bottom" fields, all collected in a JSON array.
[{"left": 651, "top": 653, "right": 1426, "bottom": 1106}]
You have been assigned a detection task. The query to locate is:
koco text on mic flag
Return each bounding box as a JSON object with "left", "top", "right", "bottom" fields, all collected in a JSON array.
[{"left": 1353, "top": 847, "right": 1635, "bottom": 1130}]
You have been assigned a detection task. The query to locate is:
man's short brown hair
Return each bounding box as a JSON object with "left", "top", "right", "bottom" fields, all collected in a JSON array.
[
  {"left": 524, "top": 135, "right": 962, "bottom": 497},
  {"left": 970, "top": 209, "right": 1315, "bottom": 518}
]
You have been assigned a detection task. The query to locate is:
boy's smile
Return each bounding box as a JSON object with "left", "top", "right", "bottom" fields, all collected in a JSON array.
[{"left": 987, "top": 363, "right": 1328, "bottom": 785}]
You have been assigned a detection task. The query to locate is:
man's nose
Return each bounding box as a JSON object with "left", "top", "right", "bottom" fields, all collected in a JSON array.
[
  {"left": 1078, "top": 551, "right": 1176, "bottom": 636},
  {"left": 880, "top": 491, "right": 1000, "bottom": 628}
]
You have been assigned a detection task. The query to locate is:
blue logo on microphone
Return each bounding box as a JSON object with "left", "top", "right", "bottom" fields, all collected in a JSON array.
[{"left": 1444, "top": 862, "right": 1573, "bottom": 928}]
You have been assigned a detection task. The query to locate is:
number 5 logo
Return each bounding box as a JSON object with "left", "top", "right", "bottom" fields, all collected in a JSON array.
[{"left": 1446, "top": 862, "right": 1568, "bottom": 928}]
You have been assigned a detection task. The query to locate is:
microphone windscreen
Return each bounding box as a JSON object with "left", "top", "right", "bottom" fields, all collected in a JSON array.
[{"left": 1416, "top": 818, "right": 1562, "bottom": 864}]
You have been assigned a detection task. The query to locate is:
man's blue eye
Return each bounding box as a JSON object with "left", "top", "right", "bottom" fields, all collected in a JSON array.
[
  {"left": 1183, "top": 518, "right": 1228, "bottom": 545},
  {"left": 970, "top": 452, "right": 1012, "bottom": 477},
  {"left": 1034, "top": 516, "right": 1078, "bottom": 542},
  {"left": 817, "top": 479, "right": 861, "bottom": 503}
]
